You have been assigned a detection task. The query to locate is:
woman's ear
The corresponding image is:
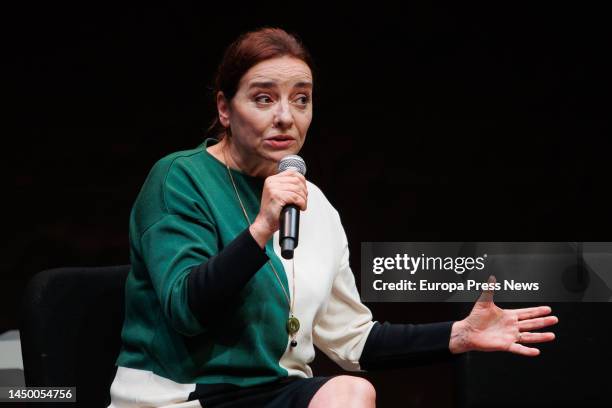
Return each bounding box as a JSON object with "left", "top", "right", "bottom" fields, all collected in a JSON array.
[{"left": 216, "top": 91, "right": 230, "bottom": 128}]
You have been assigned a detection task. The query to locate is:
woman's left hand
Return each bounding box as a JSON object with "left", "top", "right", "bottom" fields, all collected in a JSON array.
[{"left": 449, "top": 276, "right": 558, "bottom": 356}]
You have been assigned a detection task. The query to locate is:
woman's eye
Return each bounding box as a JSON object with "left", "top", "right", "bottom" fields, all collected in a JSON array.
[
  {"left": 294, "top": 95, "right": 311, "bottom": 106},
  {"left": 255, "top": 95, "right": 273, "bottom": 104}
]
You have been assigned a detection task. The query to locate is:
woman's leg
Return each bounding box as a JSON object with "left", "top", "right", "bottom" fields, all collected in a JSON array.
[{"left": 308, "top": 375, "right": 376, "bottom": 408}]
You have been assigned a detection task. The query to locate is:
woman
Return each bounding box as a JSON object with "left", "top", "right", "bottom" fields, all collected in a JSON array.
[{"left": 109, "top": 28, "right": 558, "bottom": 408}]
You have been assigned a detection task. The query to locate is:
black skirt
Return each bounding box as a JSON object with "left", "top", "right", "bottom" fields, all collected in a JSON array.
[{"left": 189, "top": 376, "right": 338, "bottom": 408}]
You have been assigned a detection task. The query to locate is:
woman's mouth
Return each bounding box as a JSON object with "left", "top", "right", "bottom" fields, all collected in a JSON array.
[{"left": 264, "top": 136, "right": 294, "bottom": 149}]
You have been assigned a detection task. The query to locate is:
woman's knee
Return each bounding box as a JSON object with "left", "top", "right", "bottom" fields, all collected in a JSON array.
[
  {"left": 344, "top": 376, "right": 376, "bottom": 402},
  {"left": 310, "top": 375, "right": 376, "bottom": 407}
]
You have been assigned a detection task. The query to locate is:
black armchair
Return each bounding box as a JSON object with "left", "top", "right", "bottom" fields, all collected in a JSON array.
[{"left": 20, "top": 265, "right": 129, "bottom": 407}]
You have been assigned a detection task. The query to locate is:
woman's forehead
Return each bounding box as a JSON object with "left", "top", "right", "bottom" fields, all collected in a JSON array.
[{"left": 241, "top": 57, "right": 313, "bottom": 89}]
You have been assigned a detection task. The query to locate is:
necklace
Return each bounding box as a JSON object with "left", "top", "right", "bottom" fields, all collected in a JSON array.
[{"left": 222, "top": 147, "right": 300, "bottom": 348}]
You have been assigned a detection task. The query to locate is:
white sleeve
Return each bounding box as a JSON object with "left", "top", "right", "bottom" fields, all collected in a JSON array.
[{"left": 312, "top": 212, "right": 376, "bottom": 372}]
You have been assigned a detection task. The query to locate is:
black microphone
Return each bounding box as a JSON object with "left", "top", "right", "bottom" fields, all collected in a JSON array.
[{"left": 278, "top": 155, "right": 307, "bottom": 259}]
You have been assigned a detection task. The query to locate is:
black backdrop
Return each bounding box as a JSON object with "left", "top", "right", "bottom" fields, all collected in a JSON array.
[{"left": 4, "top": 2, "right": 611, "bottom": 407}]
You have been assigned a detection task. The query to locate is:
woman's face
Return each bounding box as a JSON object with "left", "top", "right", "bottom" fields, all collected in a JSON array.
[{"left": 218, "top": 56, "right": 313, "bottom": 167}]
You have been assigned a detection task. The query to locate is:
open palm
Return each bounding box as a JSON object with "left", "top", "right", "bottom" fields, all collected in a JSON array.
[{"left": 460, "top": 276, "right": 558, "bottom": 356}]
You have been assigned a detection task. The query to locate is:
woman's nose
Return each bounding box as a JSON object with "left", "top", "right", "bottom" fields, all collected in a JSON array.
[{"left": 273, "top": 100, "right": 294, "bottom": 129}]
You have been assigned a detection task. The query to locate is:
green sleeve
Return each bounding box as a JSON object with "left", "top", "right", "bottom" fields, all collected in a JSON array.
[{"left": 139, "top": 158, "right": 218, "bottom": 336}]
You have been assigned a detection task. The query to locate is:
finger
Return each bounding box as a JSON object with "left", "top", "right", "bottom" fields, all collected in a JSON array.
[
  {"left": 269, "top": 181, "right": 308, "bottom": 195},
  {"left": 519, "top": 316, "right": 559, "bottom": 331},
  {"left": 476, "top": 275, "right": 496, "bottom": 303},
  {"left": 277, "top": 171, "right": 306, "bottom": 184},
  {"left": 515, "top": 306, "right": 552, "bottom": 320},
  {"left": 517, "top": 332, "right": 555, "bottom": 344},
  {"left": 281, "top": 192, "right": 307, "bottom": 211},
  {"left": 275, "top": 168, "right": 307, "bottom": 182},
  {"left": 268, "top": 187, "right": 308, "bottom": 205},
  {"left": 279, "top": 187, "right": 308, "bottom": 204},
  {"left": 268, "top": 177, "right": 307, "bottom": 191},
  {"left": 268, "top": 191, "right": 307, "bottom": 213},
  {"left": 508, "top": 343, "right": 541, "bottom": 357}
]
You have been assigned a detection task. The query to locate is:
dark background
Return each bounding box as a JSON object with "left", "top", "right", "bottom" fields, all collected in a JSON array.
[{"left": 3, "top": 2, "right": 611, "bottom": 407}]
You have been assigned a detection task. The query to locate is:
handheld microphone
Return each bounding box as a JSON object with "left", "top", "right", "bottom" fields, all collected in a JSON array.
[{"left": 277, "top": 155, "right": 307, "bottom": 259}]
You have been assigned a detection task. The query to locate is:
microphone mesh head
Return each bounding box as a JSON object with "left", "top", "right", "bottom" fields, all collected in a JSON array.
[{"left": 278, "top": 155, "right": 307, "bottom": 176}]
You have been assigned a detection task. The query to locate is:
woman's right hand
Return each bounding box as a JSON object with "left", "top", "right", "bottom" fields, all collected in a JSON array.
[{"left": 249, "top": 170, "right": 308, "bottom": 248}]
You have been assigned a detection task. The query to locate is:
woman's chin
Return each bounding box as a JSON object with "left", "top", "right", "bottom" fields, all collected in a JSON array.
[{"left": 263, "top": 145, "right": 300, "bottom": 161}]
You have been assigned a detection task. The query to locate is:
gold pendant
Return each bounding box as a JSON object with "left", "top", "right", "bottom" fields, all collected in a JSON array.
[{"left": 286, "top": 316, "right": 300, "bottom": 335}]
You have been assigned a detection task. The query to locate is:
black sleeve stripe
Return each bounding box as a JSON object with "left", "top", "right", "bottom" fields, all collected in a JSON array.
[
  {"left": 359, "top": 320, "right": 456, "bottom": 370},
  {"left": 187, "top": 227, "right": 269, "bottom": 326}
]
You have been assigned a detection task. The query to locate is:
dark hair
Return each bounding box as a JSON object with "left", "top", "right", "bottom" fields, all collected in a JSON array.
[{"left": 206, "top": 27, "right": 316, "bottom": 139}]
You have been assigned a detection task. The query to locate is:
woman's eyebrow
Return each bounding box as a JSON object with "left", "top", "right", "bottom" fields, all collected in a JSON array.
[
  {"left": 248, "top": 81, "right": 276, "bottom": 90},
  {"left": 294, "top": 81, "right": 313, "bottom": 89}
]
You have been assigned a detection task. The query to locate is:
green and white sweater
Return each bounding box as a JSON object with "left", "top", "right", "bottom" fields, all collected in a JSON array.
[{"left": 109, "top": 138, "right": 453, "bottom": 407}]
